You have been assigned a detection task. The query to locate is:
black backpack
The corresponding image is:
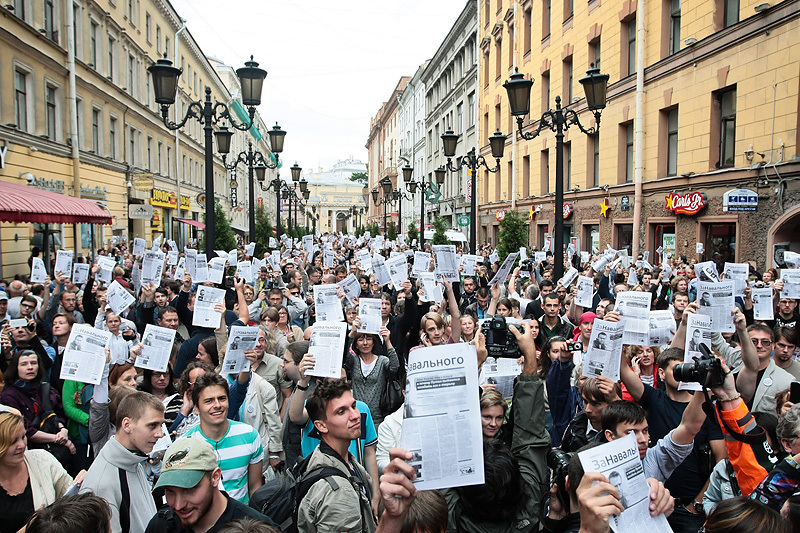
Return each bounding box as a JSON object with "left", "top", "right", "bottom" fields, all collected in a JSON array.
[{"left": 249, "top": 452, "right": 349, "bottom": 533}]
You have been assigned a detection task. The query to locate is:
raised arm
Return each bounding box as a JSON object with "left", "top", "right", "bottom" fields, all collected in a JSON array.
[
  {"left": 606, "top": 310, "right": 645, "bottom": 402},
  {"left": 444, "top": 281, "right": 461, "bottom": 340}
]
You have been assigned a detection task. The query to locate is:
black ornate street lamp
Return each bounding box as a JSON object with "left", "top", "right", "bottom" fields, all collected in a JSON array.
[
  {"left": 148, "top": 55, "right": 267, "bottom": 254},
  {"left": 504, "top": 65, "right": 609, "bottom": 280},
  {"left": 402, "top": 164, "right": 443, "bottom": 248},
  {"left": 372, "top": 176, "right": 394, "bottom": 233},
  {"left": 440, "top": 129, "right": 507, "bottom": 253}
]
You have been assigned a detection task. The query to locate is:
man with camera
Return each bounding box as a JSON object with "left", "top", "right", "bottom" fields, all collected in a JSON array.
[{"left": 617, "top": 304, "right": 725, "bottom": 532}]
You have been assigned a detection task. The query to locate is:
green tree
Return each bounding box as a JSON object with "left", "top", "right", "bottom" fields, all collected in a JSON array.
[
  {"left": 350, "top": 172, "right": 368, "bottom": 188},
  {"left": 200, "top": 201, "right": 238, "bottom": 252},
  {"left": 496, "top": 210, "right": 529, "bottom": 262},
  {"left": 432, "top": 216, "right": 449, "bottom": 245},
  {"left": 254, "top": 205, "right": 273, "bottom": 256},
  {"left": 407, "top": 221, "right": 419, "bottom": 244},
  {"left": 387, "top": 221, "right": 397, "bottom": 241}
]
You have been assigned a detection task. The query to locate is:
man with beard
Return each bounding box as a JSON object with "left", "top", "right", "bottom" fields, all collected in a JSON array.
[{"left": 145, "top": 438, "right": 272, "bottom": 533}]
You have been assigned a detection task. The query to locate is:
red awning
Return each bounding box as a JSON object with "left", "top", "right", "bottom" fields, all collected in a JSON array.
[
  {"left": 0, "top": 180, "right": 113, "bottom": 224},
  {"left": 175, "top": 217, "right": 206, "bottom": 229}
]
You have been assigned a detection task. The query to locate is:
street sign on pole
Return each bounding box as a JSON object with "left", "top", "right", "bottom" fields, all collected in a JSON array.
[{"left": 458, "top": 215, "right": 470, "bottom": 226}]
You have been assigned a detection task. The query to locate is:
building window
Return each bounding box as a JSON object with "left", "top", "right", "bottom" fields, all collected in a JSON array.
[
  {"left": 541, "top": 70, "right": 550, "bottom": 114},
  {"left": 589, "top": 37, "right": 601, "bottom": 70},
  {"left": 483, "top": 49, "right": 490, "bottom": 88},
  {"left": 90, "top": 22, "right": 98, "bottom": 67},
  {"left": 564, "top": 142, "right": 572, "bottom": 188},
  {"left": 44, "top": 0, "right": 57, "bottom": 42},
  {"left": 540, "top": 149, "right": 550, "bottom": 195},
  {"left": 542, "top": 0, "right": 551, "bottom": 39},
  {"left": 615, "top": 224, "right": 633, "bottom": 250},
  {"left": 165, "top": 37, "right": 170, "bottom": 58},
  {"left": 484, "top": 0, "right": 490, "bottom": 26},
  {"left": 564, "top": 0, "right": 573, "bottom": 22},
  {"left": 46, "top": 86, "right": 57, "bottom": 140},
  {"left": 128, "top": 54, "right": 135, "bottom": 96},
  {"left": 584, "top": 224, "right": 600, "bottom": 252},
  {"left": 13, "top": 0, "right": 25, "bottom": 20},
  {"left": 457, "top": 103, "right": 463, "bottom": 134},
  {"left": 145, "top": 13, "right": 151, "bottom": 42},
  {"left": 724, "top": 0, "right": 739, "bottom": 28},
  {"left": 523, "top": 6, "right": 532, "bottom": 55},
  {"left": 434, "top": 124, "right": 439, "bottom": 152},
  {"left": 667, "top": 108, "right": 678, "bottom": 175},
  {"left": 91, "top": 109, "right": 100, "bottom": 152},
  {"left": 156, "top": 26, "right": 161, "bottom": 54},
  {"left": 495, "top": 38, "right": 502, "bottom": 80},
  {"left": 147, "top": 137, "right": 153, "bottom": 170},
  {"left": 622, "top": 17, "right": 636, "bottom": 77},
  {"left": 166, "top": 146, "right": 172, "bottom": 177},
  {"left": 702, "top": 222, "right": 736, "bottom": 267},
  {"left": 522, "top": 155, "right": 530, "bottom": 197},
  {"left": 468, "top": 92, "right": 475, "bottom": 127},
  {"left": 129, "top": 127, "right": 136, "bottom": 165},
  {"left": 14, "top": 70, "right": 28, "bottom": 132},
  {"left": 563, "top": 57, "right": 573, "bottom": 103},
  {"left": 670, "top": 0, "right": 681, "bottom": 54},
  {"left": 109, "top": 117, "right": 117, "bottom": 159},
  {"left": 620, "top": 122, "right": 634, "bottom": 183},
  {"left": 717, "top": 88, "right": 736, "bottom": 168},
  {"left": 108, "top": 37, "right": 115, "bottom": 80},
  {"left": 157, "top": 142, "right": 163, "bottom": 174}
]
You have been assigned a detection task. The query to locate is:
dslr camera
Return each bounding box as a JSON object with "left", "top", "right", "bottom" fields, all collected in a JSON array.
[
  {"left": 481, "top": 315, "right": 525, "bottom": 358},
  {"left": 519, "top": 258, "right": 534, "bottom": 272},
  {"left": 672, "top": 344, "right": 725, "bottom": 388},
  {"left": 547, "top": 448, "right": 574, "bottom": 511}
]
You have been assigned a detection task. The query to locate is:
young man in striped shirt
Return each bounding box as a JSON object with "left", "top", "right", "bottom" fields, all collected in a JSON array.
[{"left": 184, "top": 372, "right": 264, "bottom": 504}]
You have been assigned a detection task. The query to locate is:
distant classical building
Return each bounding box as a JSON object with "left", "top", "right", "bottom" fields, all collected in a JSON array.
[{"left": 302, "top": 159, "right": 368, "bottom": 234}]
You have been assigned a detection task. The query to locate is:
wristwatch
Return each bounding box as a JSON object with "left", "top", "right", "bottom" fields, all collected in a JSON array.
[
  {"left": 693, "top": 501, "right": 703, "bottom": 513},
  {"left": 296, "top": 383, "right": 309, "bottom": 391}
]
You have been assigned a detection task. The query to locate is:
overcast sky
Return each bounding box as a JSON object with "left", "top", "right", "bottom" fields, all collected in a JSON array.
[{"left": 170, "top": 0, "right": 468, "bottom": 174}]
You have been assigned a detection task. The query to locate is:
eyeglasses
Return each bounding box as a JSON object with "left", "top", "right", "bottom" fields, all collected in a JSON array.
[
  {"left": 752, "top": 339, "right": 773, "bottom": 347},
  {"left": 20, "top": 303, "right": 35, "bottom": 309},
  {"left": 290, "top": 292, "right": 300, "bottom": 296}
]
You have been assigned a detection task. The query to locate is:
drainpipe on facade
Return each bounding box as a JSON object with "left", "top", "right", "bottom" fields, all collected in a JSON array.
[
  {"left": 174, "top": 19, "right": 187, "bottom": 246},
  {"left": 510, "top": 2, "right": 517, "bottom": 211},
  {"left": 475, "top": 0, "right": 482, "bottom": 241},
  {"left": 632, "top": 0, "right": 645, "bottom": 259},
  {"left": 66, "top": 3, "right": 81, "bottom": 255}
]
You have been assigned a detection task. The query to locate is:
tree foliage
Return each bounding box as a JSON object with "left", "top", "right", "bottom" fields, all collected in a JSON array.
[
  {"left": 200, "top": 201, "right": 238, "bottom": 253},
  {"left": 407, "top": 221, "right": 419, "bottom": 244},
  {"left": 350, "top": 172, "right": 368, "bottom": 187},
  {"left": 254, "top": 205, "right": 273, "bottom": 256},
  {"left": 432, "top": 216, "right": 449, "bottom": 245},
  {"left": 496, "top": 210, "right": 529, "bottom": 262},
  {"left": 387, "top": 221, "right": 397, "bottom": 241}
]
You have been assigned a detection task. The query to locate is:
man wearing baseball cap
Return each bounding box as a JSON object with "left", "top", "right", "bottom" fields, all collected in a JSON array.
[{"left": 145, "top": 438, "right": 273, "bottom": 533}]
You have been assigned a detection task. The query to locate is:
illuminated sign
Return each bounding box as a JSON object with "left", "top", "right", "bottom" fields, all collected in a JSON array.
[
  {"left": 665, "top": 191, "right": 707, "bottom": 215},
  {"left": 151, "top": 188, "right": 178, "bottom": 208}
]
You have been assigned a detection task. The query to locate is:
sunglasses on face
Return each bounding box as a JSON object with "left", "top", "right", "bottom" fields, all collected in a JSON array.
[{"left": 752, "top": 339, "right": 773, "bottom": 347}]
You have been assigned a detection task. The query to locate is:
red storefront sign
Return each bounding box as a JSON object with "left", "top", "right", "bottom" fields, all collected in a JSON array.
[{"left": 665, "top": 191, "right": 707, "bottom": 215}]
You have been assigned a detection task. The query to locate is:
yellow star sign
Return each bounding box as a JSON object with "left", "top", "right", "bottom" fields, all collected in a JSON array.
[
  {"left": 665, "top": 195, "right": 674, "bottom": 210},
  {"left": 600, "top": 198, "right": 610, "bottom": 217},
  {"left": 529, "top": 206, "right": 535, "bottom": 219}
]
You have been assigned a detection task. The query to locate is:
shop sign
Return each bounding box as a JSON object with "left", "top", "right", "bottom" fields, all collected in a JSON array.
[
  {"left": 723, "top": 188, "right": 758, "bottom": 212},
  {"left": 151, "top": 209, "right": 162, "bottom": 229},
  {"left": 24, "top": 173, "right": 66, "bottom": 193},
  {"left": 662, "top": 234, "right": 676, "bottom": 256},
  {"left": 600, "top": 198, "right": 610, "bottom": 217},
  {"left": 180, "top": 195, "right": 190, "bottom": 210},
  {"left": 81, "top": 184, "right": 108, "bottom": 201},
  {"left": 665, "top": 191, "right": 707, "bottom": 215},
  {"left": 196, "top": 192, "right": 206, "bottom": 207},
  {"left": 621, "top": 196, "right": 630, "bottom": 211},
  {"left": 132, "top": 176, "right": 154, "bottom": 191},
  {"left": 0, "top": 143, "right": 8, "bottom": 169},
  {"left": 230, "top": 180, "right": 238, "bottom": 208},
  {"left": 151, "top": 188, "right": 178, "bottom": 208},
  {"left": 563, "top": 203, "right": 573, "bottom": 219},
  {"left": 495, "top": 209, "right": 506, "bottom": 221},
  {"left": 129, "top": 204, "right": 153, "bottom": 220}
]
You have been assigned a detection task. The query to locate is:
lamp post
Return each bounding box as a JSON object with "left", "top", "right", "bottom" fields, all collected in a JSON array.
[
  {"left": 392, "top": 188, "right": 413, "bottom": 238},
  {"left": 503, "top": 65, "right": 609, "bottom": 280},
  {"left": 311, "top": 205, "right": 318, "bottom": 233},
  {"left": 148, "top": 55, "right": 267, "bottom": 254},
  {"left": 372, "top": 177, "right": 394, "bottom": 234},
  {"left": 220, "top": 131, "right": 285, "bottom": 243},
  {"left": 440, "top": 129, "right": 507, "bottom": 254},
  {"left": 263, "top": 161, "right": 302, "bottom": 236},
  {"left": 401, "top": 164, "right": 444, "bottom": 248}
]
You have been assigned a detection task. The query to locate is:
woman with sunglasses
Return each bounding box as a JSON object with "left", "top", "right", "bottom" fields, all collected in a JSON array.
[{"left": 138, "top": 366, "right": 181, "bottom": 427}]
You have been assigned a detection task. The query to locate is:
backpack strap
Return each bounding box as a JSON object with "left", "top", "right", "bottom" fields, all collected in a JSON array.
[
  {"left": 292, "top": 466, "right": 350, "bottom": 531},
  {"left": 118, "top": 468, "right": 131, "bottom": 533}
]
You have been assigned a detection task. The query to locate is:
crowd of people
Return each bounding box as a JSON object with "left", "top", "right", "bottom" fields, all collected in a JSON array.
[{"left": 0, "top": 232, "right": 798, "bottom": 533}]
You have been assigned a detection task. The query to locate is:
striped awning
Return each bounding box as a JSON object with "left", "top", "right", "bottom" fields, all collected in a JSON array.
[{"left": 0, "top": 180, "right": 113, "bottom": 224}]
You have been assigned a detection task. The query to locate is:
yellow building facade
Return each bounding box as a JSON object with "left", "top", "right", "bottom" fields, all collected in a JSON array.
[
  {"left": 0, "top": 0, "right": 274, "bottom": 278},
  {"left": 478, "top": 0, "right": 800, "bottom": 269}
]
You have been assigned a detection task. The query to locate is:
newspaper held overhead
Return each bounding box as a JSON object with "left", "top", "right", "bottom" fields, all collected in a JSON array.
[
  {"left": 72, "top": 263, "right": 90, "bottom": 286},
  {"left": 184, "top": 249, "right": 197, "bottom": 280},
  {"left": 141, "top": 251, "right": 166, "bottom": 284},
  {"left": 781, "top": 269, "right": 800, "bottom": 299},
  {"left": 371, "top": 255, "right": 392, "bottom": 287},
  {"left": 582, "top": 319, "right": 625, "bottom": 381},
  {"left": 337, "top": 274, "right": 362, "bottom": 306},
  {"left": 578, "top": 432, "right": 673, "bottom": 533},
  {"left": 432, "top": 245, "right": 460, "bottom": 282},
  {"left": 648, "top": 310, "right": 677, "bottom": 347},
  {"left": 30, "top": 257, "right": 47, "bottom": 283},
  {"left": 418, "top": 273, "right": 444, "bottom": 304},
  {"left": 167, "top": 251, "right": 179, "bottom": 266},
  {"left": 236, "top": 261, "right": 253, "bottom": 283},
  {"left": 615, "top": 291, "right": 652, "bottom": 345},
  {"left": 385, "top": 254, "right": 409, "bottom": 288},
  {"left": 696, "top": 281, "right": 735, "bottom": 333},
  {"left": 307, "top": 321, "right": 348, "bottom": 379},
  {"left": 558, "top": 267, "right": 579, "bottom": 288},
  {"left": 575, "top": 276, "right": 594, "bottom": 308},
  {"left": 107, "top": 280, "right": 136, "bottom": 315},
  {"left": 135, "top": 325, "right": 178, "bottom": 372},
  {"left": 192, "top": 285, "right": 226, "bottom": 329},
  {"left": 679, "top": 313, "right": 712, "bottom": 392},
  {"left": 402, "top": 344, "right": 485, "bottom": 491},
  {"left": 460, "top": 255, "right": 482, "bottom": 277},
  {"left": 194, "top": 253, "right": 210, "bottom": 283},
  {"left": 357, "top": 298, "right": 383, "bottom": 335},
  {"left": 60, "top": 324, "right": 112, "bottom": 385},
  {"left": 412, "top": 252, "right": 431, "bottom": 278},
  {"left": 96, "top": 256, "right": 115, "bottom": 285},
  {"left": 488, "top": 253, "right": 520, "bottom": 286},
  {"left": 313, "top": 285, "right": 344, "bottom": 323},
  {"left": 752, "top": 287, "right": 775, "bottom": 321},
  {"left": 132, "top": 237, "right": 145, "bottom": 257},
  {"left": 55, "top": 250, "right": 74, "bottom": 280},
  {"left": 722, "top": 262, "right": 749, "bottom": 297},
  {"left": 479, "top": 357, "right": 522, "bottom": 399},
  {"left": 694, "top": 261, "right": 720, "bottom": 282},
  {"left": 221, "top": 326, "right": 260, "bottom": 375}
]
